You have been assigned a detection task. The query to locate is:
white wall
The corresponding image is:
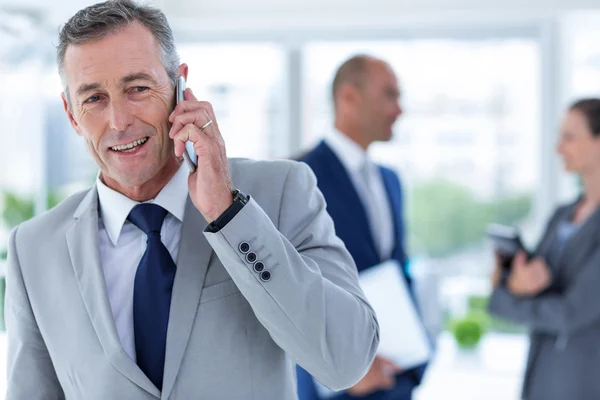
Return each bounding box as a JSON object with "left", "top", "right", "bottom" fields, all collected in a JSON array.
[
  {"left": 1, "top": 0, "right": 600, "bottom": 32},
  {"left": 164, "top": 0, "right": 600, "bottom": 19},
  {"left": 0, "top": 0, "right": 591, "bottom": 217}
]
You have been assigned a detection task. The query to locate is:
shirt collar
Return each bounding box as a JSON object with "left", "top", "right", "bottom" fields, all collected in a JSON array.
[
  {"left": 96, "top": 162, "right": 189, "bottom": 246},
  {"left": 325, "top": 127, "right": 370, "bottom": 173}
]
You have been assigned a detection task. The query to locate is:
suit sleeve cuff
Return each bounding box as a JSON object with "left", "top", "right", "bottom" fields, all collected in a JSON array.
[{"left": 203, "top": 197, "right": 279, "bottom": 284}]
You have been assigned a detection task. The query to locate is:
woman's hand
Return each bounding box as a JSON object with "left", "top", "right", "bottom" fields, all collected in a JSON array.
[{"left": 506, "top": 252, "right": 552, "bottom": 296}]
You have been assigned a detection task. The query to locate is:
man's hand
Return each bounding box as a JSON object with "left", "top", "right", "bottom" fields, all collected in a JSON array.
[
  {"left": 347, "top": 356, "right": 403, "bottom": 396},
  {"left": 169, "top": 88, "right": 233, "bottom": 222},
  {"left": 506, "top": 252, "right": 551, "bottom": 296}
]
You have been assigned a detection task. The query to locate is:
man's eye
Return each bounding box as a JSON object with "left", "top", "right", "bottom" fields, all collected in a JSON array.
[
  {"left": 131, "top": 86, "right": 150, "bottom": 93},
  {"left": 85, "top": 95, "right": 101, "bottom": 104}
]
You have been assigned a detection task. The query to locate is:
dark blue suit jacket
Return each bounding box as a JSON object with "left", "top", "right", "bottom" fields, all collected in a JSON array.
[{"left": 296, "top": 141, "right": 428, "bottom": 400}]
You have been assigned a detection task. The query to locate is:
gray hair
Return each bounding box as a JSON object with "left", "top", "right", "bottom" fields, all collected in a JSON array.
[{"left": 57, "top": 0, "right": 179, "bottom": 104}]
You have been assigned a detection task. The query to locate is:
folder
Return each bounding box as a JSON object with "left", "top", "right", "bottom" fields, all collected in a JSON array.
[{"left": 359, "top": 260, "right": 431, "bottom": 369}]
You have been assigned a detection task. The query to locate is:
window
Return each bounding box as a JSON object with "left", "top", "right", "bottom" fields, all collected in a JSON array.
[
  {"left": 0, "top": 10, "right": 574, "bottom": 399},
  {"left": 304, "top": 39, "right": 541, "bottom": 244},
  {"left": 177, "top": 43, "right": 286, "bottom": 159},
  {"left": 566, "top": 12, "right": 600, "bottom": 98},
  {"left": 304, "top": 38, "right": 541, "bottom": 400}
]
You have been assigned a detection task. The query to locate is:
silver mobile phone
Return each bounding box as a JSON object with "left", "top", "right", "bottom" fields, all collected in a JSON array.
[{"left": 176, "top": 76, "right": 197, "bottom": 173}]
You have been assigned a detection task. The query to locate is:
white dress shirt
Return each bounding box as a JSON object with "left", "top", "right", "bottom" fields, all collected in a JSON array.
[
  {"left": 325, "top": 129, "right": 395, "bottom": 260},
  {"left": 96, "top": 162, "right": 189, "bottom": 361}
]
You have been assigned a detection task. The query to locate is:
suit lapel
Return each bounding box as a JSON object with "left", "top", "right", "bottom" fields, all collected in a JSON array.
[
  {"left": 380, "top": 169, "right": 401, "bottom": 248},
  {"left": 66, "top": 187, "right": 160, "bottom": 398},
  {"left": 161, "top": 196, "right": 213, "bottom": 399},
  {"left": 559, "top": 203, "right": 600, "bottom": 276},
  {"left": 535, "top": 205, "right": 571, "bottom": 258},
  {"left": 379, "top": 168, "right": 414, "bottom": 285},
  {"left": 319, "top": 141, "right": 378, "bottom": 259}
]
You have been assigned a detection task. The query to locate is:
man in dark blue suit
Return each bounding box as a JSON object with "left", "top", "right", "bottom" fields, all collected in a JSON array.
[{"left": 296, "top": 55, "right": 428, "bottom": 400}]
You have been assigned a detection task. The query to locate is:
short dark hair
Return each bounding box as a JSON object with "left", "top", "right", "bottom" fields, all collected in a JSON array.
[
  {"left": 570, "top": 98, "right": 600, "bottom": 137},
  {"left": 57, "top": 0, "right": 179, "bottom": 101},
  {"left": 331, "top": 54, "right": 374, "bottom": 107}
]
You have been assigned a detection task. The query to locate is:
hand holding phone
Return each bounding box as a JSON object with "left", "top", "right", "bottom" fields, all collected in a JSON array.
[{"left": 169, "top": 76, "right": 234, "bottom": 222}]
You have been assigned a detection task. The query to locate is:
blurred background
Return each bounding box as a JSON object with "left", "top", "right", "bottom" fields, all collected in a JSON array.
[{"left": 1, "top": 0, "right": 600, "bottom": 398}]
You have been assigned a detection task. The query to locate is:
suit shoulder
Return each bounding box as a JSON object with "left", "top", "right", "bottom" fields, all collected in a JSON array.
[
  {"left": 379, "top": 164, "right": 399, "bottom": 177},
  {"left": 297, "top": 146, "right": 335, "bottom": 175},
  {"left": 542, "top": 202, "right": 573, "bottom": 230},
  {"left": 378, "top": 165, "right": 402, "bottom": 184},
  {"left": 16, "top": 188, "right": 91, "bottom": 241},
  {"left": 550, "top": 196, "right": 582, "bottom": 220},
  {"left": 229, "top": 157, "right": 302, "bottom": 176},
  {"left": 229, "top": 158, "right": 314, "bottom": 190}
]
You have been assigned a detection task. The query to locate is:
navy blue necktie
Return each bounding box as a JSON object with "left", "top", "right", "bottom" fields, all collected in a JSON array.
[{"left": 127, "top": 203, "right": 176, "bottom": 391}]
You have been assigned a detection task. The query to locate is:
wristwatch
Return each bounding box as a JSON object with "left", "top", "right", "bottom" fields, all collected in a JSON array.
[{"left": 205, "top": 189, "right": 249, "bottom": 233}]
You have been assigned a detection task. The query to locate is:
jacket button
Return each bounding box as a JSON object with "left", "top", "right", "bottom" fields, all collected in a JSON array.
[
  {"left": 246, "top": 252, "right": 257, "bottom": 263},
  {"left": 253, "top": 261, "right": 265, "bottom": 273},
  {"left": 239, "top": 242, "right": 250, "bottom": 254},
  {"left": 260, "top": 270, "right": 271, "bottom": 282}
]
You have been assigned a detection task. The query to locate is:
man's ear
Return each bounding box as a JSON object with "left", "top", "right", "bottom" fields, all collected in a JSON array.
[
  {"left": 339, "top": 82, "right": 361, "bottom": 107},
  {"left": 178, "top": 63, "right": 189, "bottom": 81},
  {"left": 61, "top": 92, "right": 82, "bottom": 137}
]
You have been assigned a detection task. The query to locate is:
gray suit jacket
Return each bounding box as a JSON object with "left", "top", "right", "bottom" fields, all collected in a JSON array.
[
  {"left": 488, "top": 198, "right": 600, "bottom": 400},
  {"left": 5, "top": 158, "right": 379, "bottom": 400}
]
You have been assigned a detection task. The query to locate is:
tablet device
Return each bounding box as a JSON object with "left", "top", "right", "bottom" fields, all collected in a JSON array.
[{"left": 486, "top": 224, "right": 530, "bottom": 269}]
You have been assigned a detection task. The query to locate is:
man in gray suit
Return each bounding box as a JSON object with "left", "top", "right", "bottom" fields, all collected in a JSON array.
[{"left": 4, "top": 1, "right": 379, "bottom": 399}]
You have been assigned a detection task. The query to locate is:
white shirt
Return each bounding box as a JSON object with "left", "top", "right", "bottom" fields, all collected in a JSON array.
[
  {"left": 96, "top": 162, "right": 189, "bottom": 361},
  {"left": 325, "top": 129, "right": 395, "bottom": 260}
]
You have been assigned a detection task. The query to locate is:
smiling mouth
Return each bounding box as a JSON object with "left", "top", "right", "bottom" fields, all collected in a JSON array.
[{"left": 110, "top": 137, "right": 149, "bottom": 152}]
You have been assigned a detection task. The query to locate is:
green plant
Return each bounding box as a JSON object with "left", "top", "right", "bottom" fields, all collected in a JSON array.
[
  {"left": 468, "top": 295, "right": 525, "bottom": 334},
  {"left": 408, "top": 179, "right": 532, "bottom": 257},
  {"left": 1, "top": 192, "right": 63, "bottom": 229},
  {"left": 444, "top": 295, "right": 525, "bottom": 335},
  {"left": 450, "top": 313, "right": 486, "bottom": 349},
  {"left": 0, "top": 191, "right": 64, "bottom": 331}
]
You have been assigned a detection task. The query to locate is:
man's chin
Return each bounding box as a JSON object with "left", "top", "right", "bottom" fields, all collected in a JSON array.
[
  {"left": 103, "top": 167, "right": 157, "bottom": 188},
  {"left": 381, "top": 131, "right": 394, "bottom": 142},
  {"left": 560, "top": 160, "right": 574, "bottom": 172}
]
